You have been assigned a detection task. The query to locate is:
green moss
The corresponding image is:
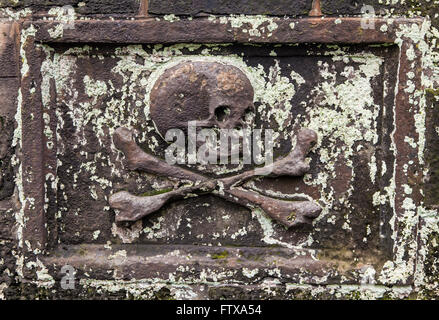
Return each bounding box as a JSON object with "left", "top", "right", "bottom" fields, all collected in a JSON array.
[
  {"left": 77, "top": 246, "right": 87, "bottom": 256},
  {"left": 368, "top": 43, "right": 395, "bottom": 48},
  {"left": 238, "top": 252, "right": 265, "bottom": 262},
  {"left": 426, "top": 88, "right": 439, "bottom": 96},
  {"left": 287, "top": 211, "right": 296, "bottom": 221},
  {"left": 211, "top": 250, "right": 229, "bottom": 259}
]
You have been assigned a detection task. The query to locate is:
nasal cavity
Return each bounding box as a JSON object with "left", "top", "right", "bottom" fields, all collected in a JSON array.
[{"left": 215, "top": 105, "right": 231, "bottom": 122}]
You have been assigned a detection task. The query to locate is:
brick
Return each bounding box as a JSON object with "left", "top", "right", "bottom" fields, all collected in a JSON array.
[
  {"left": 0, "top": 199, "right": 15, "bottom": 240},
  {"left": 148, "top": 0, "right": 312, "bottom": 16},
  {"left": 0, "top": 0, "right": 140, "bottom": 15},
  {"left": 424, "top": 90, "right": 439, "bottom": 208},
  {"left": 0, "top": 23, "right": 18, "bottom": 78},
  {"left": 0, "top": 78, "right": 18, "bottom": 121},
  {"left": 320, "top": 0, "right": 438, "bottom": 16},
  {"left": 0, "top": 78, "right": 17, "bottom": 202},
  {"left": 76, "top": 0, "right": 140, "bottom": 14},
  {"left": 0, "top": 0, "right": 74, "bottom": 7},
  {"left": 320, "top": 0, "right": 379, "bottom": 15}
]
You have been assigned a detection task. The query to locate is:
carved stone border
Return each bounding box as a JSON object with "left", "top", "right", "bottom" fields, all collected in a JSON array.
[{"left": 18, "top": 17, "right": 425, "bottom": 285}]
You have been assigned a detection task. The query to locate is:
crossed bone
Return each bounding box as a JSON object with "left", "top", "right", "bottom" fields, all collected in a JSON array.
[{"left": 109, "top": 127, "right": 322, "bottom": 228}]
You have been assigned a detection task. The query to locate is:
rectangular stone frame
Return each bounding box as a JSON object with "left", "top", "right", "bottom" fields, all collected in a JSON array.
[{"left": 18, "top": 17, "right": 425, "bottom": 285}]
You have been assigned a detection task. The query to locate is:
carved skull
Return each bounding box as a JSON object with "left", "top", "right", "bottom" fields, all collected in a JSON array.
[{"left": 150, "top": 61, "right": 255, "bottom": 138}]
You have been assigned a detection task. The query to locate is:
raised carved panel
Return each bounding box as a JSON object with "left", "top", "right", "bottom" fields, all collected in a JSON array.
[{"left": 17, "top": 17, "right": 425, "bottom": 286}]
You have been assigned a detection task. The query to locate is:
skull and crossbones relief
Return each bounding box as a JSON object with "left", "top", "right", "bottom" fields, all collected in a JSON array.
[
  {"left": 150, "top": 61, "right": 256, "bottom": 159},
  {"left": 109, "top": 61, "right": 322, "bottom": 228},
  {"left": 150, "top": 61, "right": 255, "bottom": 133}
]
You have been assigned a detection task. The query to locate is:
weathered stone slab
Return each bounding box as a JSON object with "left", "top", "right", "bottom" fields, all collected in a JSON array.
[
  {"left": 14, "top": 17, "right": 427, "bottom": 294},
  {"left": 31, "top": 18, "right": 403, "bottom": 44},
  {"left": 148, "top": 0, "right": 312, "bottom": 16},
  {"left": 30, "top": 43, "right": 389, "bottom": 253}
]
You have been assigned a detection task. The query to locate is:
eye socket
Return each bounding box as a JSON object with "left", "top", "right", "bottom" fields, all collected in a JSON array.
[
  {"left": 244, "top": 106, "right": 255, "bottom": 122},
  {"left": 215, "top": 105, "right": 231, "bottom": 122}
]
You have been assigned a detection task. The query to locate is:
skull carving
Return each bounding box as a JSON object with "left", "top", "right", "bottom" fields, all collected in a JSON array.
[
  {"left": 109, "top": 61, "right": 322, "bottom": 227},
  {"left": 150, "top": 61, "right": 255, "bottom": 138}
]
